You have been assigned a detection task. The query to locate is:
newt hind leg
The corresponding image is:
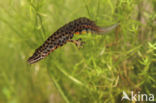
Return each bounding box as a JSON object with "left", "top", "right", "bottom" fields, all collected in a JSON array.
[{"left": 68, "top": 38, "right": 85, "bottom": 48}]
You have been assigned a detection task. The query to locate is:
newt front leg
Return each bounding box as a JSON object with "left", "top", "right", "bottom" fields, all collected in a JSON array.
[{"left": 68, "top": 39, "right": 85, "bottom": 48}]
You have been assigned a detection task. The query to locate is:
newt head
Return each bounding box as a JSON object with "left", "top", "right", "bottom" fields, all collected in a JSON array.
[
  {"left": 27, "top": 46, "right": 56, "bottom": 64},
  {"left": 27, "top": 51, "right": 43, "bottom": 64}
]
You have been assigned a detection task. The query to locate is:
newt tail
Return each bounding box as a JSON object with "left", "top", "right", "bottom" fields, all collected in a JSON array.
[{"left": 27, "top": 17, "right": 119, "bottom": 64}]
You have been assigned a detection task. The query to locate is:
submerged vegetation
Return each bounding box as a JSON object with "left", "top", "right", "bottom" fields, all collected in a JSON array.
[{"left": 0, "top": 0, "right": 155, "bottom": 103}]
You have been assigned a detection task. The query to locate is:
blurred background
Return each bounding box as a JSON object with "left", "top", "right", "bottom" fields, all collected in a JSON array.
[{"left": 0, "top": 0, "right": 156, "bottom": 103}]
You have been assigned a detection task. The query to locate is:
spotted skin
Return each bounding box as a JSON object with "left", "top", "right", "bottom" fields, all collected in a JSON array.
[{"left": 27, "top": 17, "right": 118, "bottom": 64}]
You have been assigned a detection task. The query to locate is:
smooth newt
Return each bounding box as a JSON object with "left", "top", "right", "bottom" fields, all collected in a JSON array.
[{"left": 27, "top": 17, "right": 118, "bottom": 64}]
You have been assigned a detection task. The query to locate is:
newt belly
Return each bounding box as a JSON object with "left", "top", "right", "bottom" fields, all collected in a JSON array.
[{"left": 27, "top": 17, "right": 118, "bottom": 64}]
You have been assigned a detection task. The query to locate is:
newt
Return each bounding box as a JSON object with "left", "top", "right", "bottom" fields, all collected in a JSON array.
[{"left": 27, "top": 17, "right": 119, "bottom": 64}]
